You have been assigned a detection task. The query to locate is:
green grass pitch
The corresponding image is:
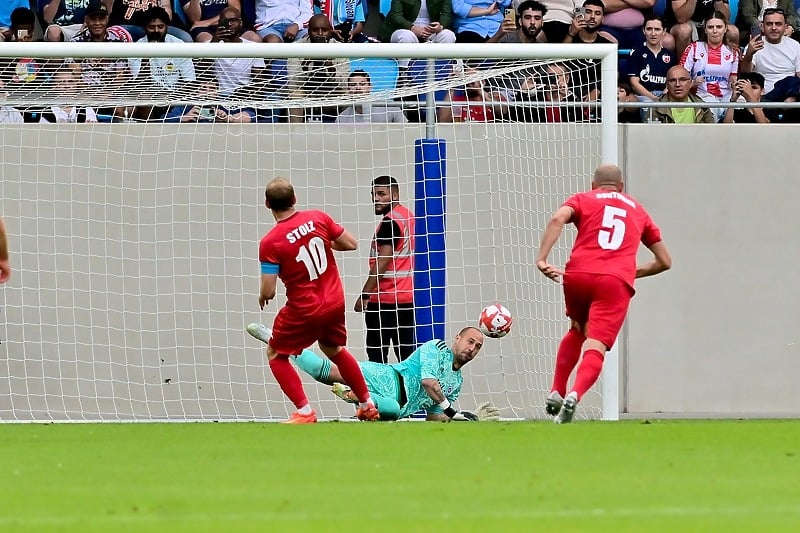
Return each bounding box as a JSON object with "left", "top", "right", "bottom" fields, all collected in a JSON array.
[{"left": 1, "top": 420, "right": 798, "bottom": 532}]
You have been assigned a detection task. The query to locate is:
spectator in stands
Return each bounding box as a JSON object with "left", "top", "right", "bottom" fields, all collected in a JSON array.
[
  {"left": 379, "top": 0, "right": 456, "bottom": 46},
  {"left": 737, "top": 0, "right": 796, "bottom": 45},
  {"left": 741, "top": 8, "right": 800, "bottom": 93},
  {"left": 69, "top": 0, "right": 132, "bottom": 119},
  {"left": 253, "top": 0, "right": 313, "bottom": 43},
  {"left": 510, "top": 62, "right": 583, "bottom": 121},
  {"left": 163, "top": 79, "right": 259, "bottom": 122},
  {"left": 182, "top": 0, "right": 242, "bottom": 42},
  {"left": 627, "top": 15, "right": 676, "bottom": 102},
  {"left": 665, "top": 0, "right": 739, "bottom": 57},
  {"left": 563, "top": 0, "right": 616, "bottom": 44},
  {"left": 70, "top": 0, "right": 132, "bottom": 44},
  {"left": 452, "top": 0, "right": 510, "bottom": 42},
  {"left": 439, "top": 65, "right": 509, "bottom": 121},
  {"left": 129, "top": 7, "right": 197, "bottom": 91},
  {"left": 680, "top": 10, "right": 739, "bottom": 121},
  {"left": 617, "top": 79, "right": 642, "bottom": 122},
  {"left": 488, "top": 0, "right": 546, "bottom": 42},
  {"left": 740, "top": 8, "right": 800, "bottom": 121},
  {"left": 40, "top": 0, "right": 92, "bottom": 42},
  {"left": 600, "top": 0, "right": 673, "bottom": 53},
  {"left": 127, "top": 6, "right": 197, "bottom": 120},
  {"left": 485, "top": 2, "right": 547, "bottom": 104},
  {"left": 0, "top": 8, "right": 43, "bottom": 90},
  {"left": 0, "top": 105, "right": 24, "bottom": 123},
  {"left": 211, "top": 7, "right": 267, "bottom": 98},
  {"left": 722, "top": 71, "right": 769, "bottom": 122},
  {"left": 0, "top": 0, "right": 30, "bottom": 43},
  {"left": 4, "top": 7, "right": 37, "bottom": 42},
  {"left": 563, "top": 0, "right": 613, "bottom": 109},
  {"left": 317, "top": 0, "right": 369, "bottom": 42},
  {"left": 285, "top": 14, "right": 350, "bottom": 122},
  {"left": 541, "top": 0, "right": 579, "bottom": 42},
  {"left": 336, "top": 70, "right": 408, "bottom": 123},
  {"left": 32, "top": 67, "right": 99, "bottom": 123},
  {"left": 108, "top": 0, "right": 193, "bottom": 41},
  {"left": 652, "top": 65, "right": 716, "bottom": 122}
]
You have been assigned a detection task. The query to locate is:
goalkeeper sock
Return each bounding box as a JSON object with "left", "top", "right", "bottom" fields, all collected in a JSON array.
[
  {"left": 291, "top": 349, "right": 332, "bottom": 383},
  {"left": 268, "top": 356, "right": 309, "bottom": 409},
  {"left": 329, "top": 348, "right": 372, "bottom": 405},
  {"left": 372, "top": 395, "right": 401, "bottom": 420},
  {"left": 552, "top": 328, "right": 585, "bottom": 395},
  {"left": 571, "top": 349, "right": 604, "bottom": 400}
]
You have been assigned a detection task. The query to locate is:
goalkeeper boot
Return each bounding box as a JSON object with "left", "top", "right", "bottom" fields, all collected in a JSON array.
[
  {"left": 545, "top": 391, "right": 564, "bottom": 417},
  {"left": 246, "top": 323, "right": 272, "bottom": 345},
  {"left": 555, "top": 392, "right": 578, "bottom": 424},
  {"left": 283, "top": 410, "right": 318, "bottom": 424},
  {"left": 331, "top": 382, "right": 358, "bottom": 404},
  {"left": 356, "top": 403, "right": 380, "bottom": 421}
]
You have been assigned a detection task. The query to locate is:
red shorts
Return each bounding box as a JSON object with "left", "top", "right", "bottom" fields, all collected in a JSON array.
[
  {"left": 563, "top": 272, "right": 634, "bottom": 349},
  {"left": 269, "top": 304, "right": 348, "bottom": 355}
]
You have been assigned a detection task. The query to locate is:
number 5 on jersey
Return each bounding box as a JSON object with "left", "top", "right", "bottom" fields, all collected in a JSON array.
[
  {"left": 295, "top": 236, "right": 328, "bottom": 280},
  {"left": 598, "top": 206, "right": 626, "bottom": 250}
]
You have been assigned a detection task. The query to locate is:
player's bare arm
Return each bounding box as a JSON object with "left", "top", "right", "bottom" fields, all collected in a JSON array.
[
  {"left": 354, "top": 243, "right": 394, "bottom": 312},
  {"left": 331, "top": 229, "right": 358, "bottom": 251},
  {"left": 420, "top": 377, "right": 475, "bottom": 421},
  {"left": 0, "top": 215, "right": 10, "bottom": 283},
  {"left": 635, "top": 240, "right": 672, "bottom": 279},
  {"left": 422, "top": 377, "right": 458, "bottom": 420},
  {"left": 259, "top": 273, "right": 277, "bottom": 309},
  {"left": 535, "top": 205, "right": 574, "bottom": 282}
]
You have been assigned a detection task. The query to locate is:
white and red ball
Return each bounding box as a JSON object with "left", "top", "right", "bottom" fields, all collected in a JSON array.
[{"left": 478, "top": 304, "right": 513, "bottom": 338}]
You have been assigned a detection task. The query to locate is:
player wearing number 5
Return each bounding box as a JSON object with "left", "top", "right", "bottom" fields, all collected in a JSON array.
[
  {"left": 258, "top": 178, "right": 379, "bottom": 423},
  {"left": 535, "top": 164, "right": 672, "bottom": 423}
]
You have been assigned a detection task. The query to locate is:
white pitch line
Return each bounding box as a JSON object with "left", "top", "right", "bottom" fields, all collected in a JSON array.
[{"left": 2, "top": 505, "right": 800, "bottom": 525}]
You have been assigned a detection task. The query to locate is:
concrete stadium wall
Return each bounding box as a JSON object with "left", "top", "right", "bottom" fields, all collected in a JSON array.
[
  {"left": 621, "top": 124, "right": 800, "bottom": 417},
  {"left": 0, "top": 123, "right": 796, "bottom": 419}
]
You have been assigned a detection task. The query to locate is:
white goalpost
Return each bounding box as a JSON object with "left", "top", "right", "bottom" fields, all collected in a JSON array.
[{"left": 0, "top": 42, "right": 618, "bottom": 422}]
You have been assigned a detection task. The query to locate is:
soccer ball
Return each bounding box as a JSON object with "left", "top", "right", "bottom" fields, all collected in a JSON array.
[{"left": 478, "top": 304, "right": 513, "bottom": 338}]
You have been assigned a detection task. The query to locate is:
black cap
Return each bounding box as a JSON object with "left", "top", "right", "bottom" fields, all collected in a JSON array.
[{"left": 86, "top": 0, "right": 109, "bottom": 16}]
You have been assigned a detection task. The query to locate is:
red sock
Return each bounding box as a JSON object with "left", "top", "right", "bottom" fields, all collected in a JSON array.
[
  {"left": 329, "top": 348, "right": 371, "bottom": 404},
  {"left": 571, "top": 349, "right": 605, "bottom": 400},
  {"left": 551, "top": 328, "right": 585, "bottom": 396},
  {"left": 268, "top": 356, "right": 309, "bottom": 410}
]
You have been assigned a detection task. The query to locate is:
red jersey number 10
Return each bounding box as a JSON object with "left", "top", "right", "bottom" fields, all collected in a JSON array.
[
  {"left": 295, "top": 236, "right": 329, "bottom": 280},
  {"left": 598, "top": 206, "right": 627, "bottom": 250}
]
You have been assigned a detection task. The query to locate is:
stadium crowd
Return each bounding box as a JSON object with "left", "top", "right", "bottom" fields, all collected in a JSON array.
[{"left": 0, "top": 0, "right": 799, "bottom": 123}]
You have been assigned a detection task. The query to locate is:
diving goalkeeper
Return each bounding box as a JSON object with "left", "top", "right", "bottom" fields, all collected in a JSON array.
[{"left": 247, "top": 323, "right": 500, "bottom": 421}]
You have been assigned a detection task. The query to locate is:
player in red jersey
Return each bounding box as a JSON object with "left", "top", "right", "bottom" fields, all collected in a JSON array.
[
  {"left": 535, "top": 164, "right": 672, "bottom": 423},
  {"left": 258, "top": 177, "right": 379, "bottom": 423}
]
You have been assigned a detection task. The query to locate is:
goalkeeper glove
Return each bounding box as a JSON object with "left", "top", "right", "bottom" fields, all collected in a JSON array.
[
  {"left": 440, "top": 399, "right": 479, "bottom": 421},
  {"left": 475, "top": 402, "right": 501, "bottom": 421},
  {"left": 450, "top": 411, "right": 479, "bottom": 421}
]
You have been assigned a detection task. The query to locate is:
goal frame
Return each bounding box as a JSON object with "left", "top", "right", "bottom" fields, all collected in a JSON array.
[{"left": 0, "top": 41, "right": 619, "bottom": 421}]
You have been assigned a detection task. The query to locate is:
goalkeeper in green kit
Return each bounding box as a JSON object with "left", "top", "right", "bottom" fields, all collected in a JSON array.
[{"left": 247, "top": 323, "right": 500, "bottom": 421}]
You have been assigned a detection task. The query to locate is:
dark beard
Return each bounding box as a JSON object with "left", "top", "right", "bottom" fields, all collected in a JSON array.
[
  {"left": 147, "top": 32, "right": 166, "bottom": 42},
  {"left": 520, "top": 26, "right": 538, "bottom": 40}
]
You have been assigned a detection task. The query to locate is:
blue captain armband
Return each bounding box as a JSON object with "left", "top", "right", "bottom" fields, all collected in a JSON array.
[{"left": 261, "top": 262, "right": 279, "bottom": 275}]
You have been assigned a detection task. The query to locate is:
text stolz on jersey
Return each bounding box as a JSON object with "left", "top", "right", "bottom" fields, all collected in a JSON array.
[
  {"left": 564, "top": 190, "right": 662, "bottom": 288},
  {"left": 259, "top": 210, "right": 346, "bottom": 312}
]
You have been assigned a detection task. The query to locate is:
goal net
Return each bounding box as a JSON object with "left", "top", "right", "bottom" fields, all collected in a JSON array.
[{"left": 0, "top": 42, "right": 617, "bottom": 422}]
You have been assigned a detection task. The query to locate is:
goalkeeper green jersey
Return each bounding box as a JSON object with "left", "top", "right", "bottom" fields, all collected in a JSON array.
[{"left": 391, "top": 339, "right": 463, "bottom": 418}]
